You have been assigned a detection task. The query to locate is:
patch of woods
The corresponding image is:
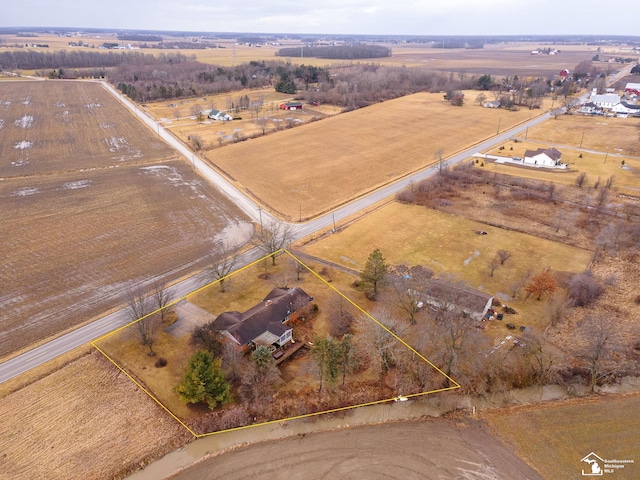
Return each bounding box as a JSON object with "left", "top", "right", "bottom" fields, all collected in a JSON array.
[{"left": 276, "top": 44, "right": 392, "bottom": 59}]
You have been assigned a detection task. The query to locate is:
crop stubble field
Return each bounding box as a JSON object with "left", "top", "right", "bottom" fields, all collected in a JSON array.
[
  {"left": 486, "top": 394, "right": 640, "bottom": 479},
  {"left": 0, "top": 352, "right": 191, "bottom": 480},
  {"left": 208, "top": 91, "right": 542, "bottom": 220},
  {"left": 0, "top": 80, "right": 250, "bottom": 358}
]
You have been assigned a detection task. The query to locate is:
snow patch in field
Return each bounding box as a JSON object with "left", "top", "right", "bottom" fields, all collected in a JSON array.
[
  {"left": 10, "top": 159, "right": 29, "bottom": 167},
  {"left": 85, "top": 103, "right": 102, "bottom": 109},
  {"left": 100, "top": 123, "right": 115, "bottom": 129},
  {"left": 0, "top": 119, "right": 4, "bottom": 129},
  {"left": 14, "top": 140, "right": 33, "bottom": 150},
  {"left": 105, "top": 136, "right": 142, "bottom": 160},
  {"left": 22, "top": 97, "right": 31, "bottom": 106},
  {"left": 2, "top": 100, "right": 11, "bottom": 106},
  {"left": 14, "top": 115, "right": 34, "bottom": 128},
  {"left": 12, "top": 187, "right": 39, "bottom": 196},
  {"left": 141, "top": 165, "right": 203, "bottom": 195},
  {"left": 64, "top": 180, "right": 92, "bottom": 190},
  {"left": 141, "top": 165, "right": 171, "bottom": 172},
  {"left": 54, "top": 102, "right": 66, "bottom": 108}
]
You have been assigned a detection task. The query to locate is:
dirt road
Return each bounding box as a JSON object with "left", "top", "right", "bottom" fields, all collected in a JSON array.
[{"left": 169, "top": 418, "right": 542, "bottom": 480}]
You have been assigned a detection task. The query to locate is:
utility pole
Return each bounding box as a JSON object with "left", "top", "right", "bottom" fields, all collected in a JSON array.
[
  {"left": 579, "top": 130, "right": 585, "bottom": 150},
  {"left": 604, "top": 144, "right": 609, "bottom": 164},
  {"left": 496, "top": 118, "right": 501, "bottom": 135}
]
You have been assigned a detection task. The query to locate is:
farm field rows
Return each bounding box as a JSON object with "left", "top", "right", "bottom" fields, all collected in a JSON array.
[
  {"left": 387, "top": 43, "right": 598, "bottom": 74},
  {"left": 0, "top": 80, "right": 251, "bottom": 359},
  {"left": 486, "top": 394, "right": 640, "bottom": 479},
  {"left": 0, "top": 352, "right": 191, "bottom": 480},
  {"left": 206, "top": 91, "right": 543, "bottom": 220}
]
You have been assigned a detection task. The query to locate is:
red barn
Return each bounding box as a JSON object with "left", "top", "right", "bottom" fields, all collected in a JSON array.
[
  {"left": 280, "top": 102, "right": 303, "bottom": 110},
  {"left": 625, "top": 83, "right": 640, "bottom": 96}
]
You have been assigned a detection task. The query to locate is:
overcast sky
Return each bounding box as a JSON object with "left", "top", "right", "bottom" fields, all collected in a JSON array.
[{"left": 3, "top": 0, "right": 636, "bottom": 36}]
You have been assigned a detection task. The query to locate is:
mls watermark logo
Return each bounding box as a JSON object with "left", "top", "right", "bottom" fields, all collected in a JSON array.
[
  {"left": 581, "top": 452, "right": 635, "bottom": 476},
  {"left": 581, "top": 452, "right": 604, "bottom": 476}
]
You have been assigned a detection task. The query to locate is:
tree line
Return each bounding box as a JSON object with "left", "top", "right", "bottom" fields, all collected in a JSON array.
[
  {"left": 0, "top": 49, "right": 190, "bottom": 70},
  {"left": 277, "top": 44, "right": 391, "bottom": 60}
]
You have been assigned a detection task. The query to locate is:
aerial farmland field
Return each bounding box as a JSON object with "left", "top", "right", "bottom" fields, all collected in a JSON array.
[
  {"left": 206, "top": 91, "right": 543, "bottom": 220},
  {"left": 0, "top": 80, "right": 251, "bottom": 359}
]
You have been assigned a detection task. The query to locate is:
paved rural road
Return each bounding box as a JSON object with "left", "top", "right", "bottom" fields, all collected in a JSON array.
[{"left": 0, "top": 84, "right": 551, "bottom": 385}]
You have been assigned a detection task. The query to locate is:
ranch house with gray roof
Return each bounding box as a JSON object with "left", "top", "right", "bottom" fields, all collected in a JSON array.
[{"left": 212, "top": 287, "right": 313, "bottom": 350}]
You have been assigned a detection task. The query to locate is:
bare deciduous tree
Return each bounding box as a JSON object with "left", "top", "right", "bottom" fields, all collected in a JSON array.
[
  {"left": 190, "top": 321, "right": 224, "bottom": 356},
  {"left": 328, "top": 294, "right": 355, "bottom": 337},
  {"left": 319, "top": 266, "right": 333, "bottom": 283},
  {"left": 150, "top": 279, "right": 173, "bottom": 322},
  {"left": 256, "top": 115, "right": 270, "bottom": 135},
  {"left": 222, "top": 340, "right": 244, "bottom": 382},
  {"left": 189, "top": 134, "right": 203, "bottom": 151},
  {"left": 521, "top": 332, "right": 559, "bottom": 385},
  {"left": 289, "top": 256, "right": 305, "bottom": 282},
  {"left": 488, "top": 258, "right": 500, "bottom": 277},
  {"left": 208, "top": 241, "right": 240, "bottom": 292},
  {"left": 567, "top": 271, "right": 604, "bottom": 307},
  {"left": 239, "top": 346, "right": 281, "bottom": 407},
  {"left": 126, "top": 283, "right": 160, "bottom": 356},
  {"left": 428, "top": 304, "right": 478, "bottom": 385},
  {"left": 545, "top": 295, "right": 569, "bottom": 326},
  {"left": 574, "top": 316, "right": 620, "bottom": 392},
  {"left": 595, "top": 186, "right": 609, "bottom": 208},
  {"left": 575, "top": 172, "right": 588, "bottom": 188},
  {"left": 355, "top": 308, "right": 408, "bottom": 375},
  {"left": 496, "top": 249, "right": 513, "bottom": 265},
  {"left": 254, "top": 220, "right": 294, "bottom": 265},
  {"left": 509, "top": 270, "right": 532, "bottom": 299},
  {"left": 434, "top": 148, "right": 447, "bottom": 174}
]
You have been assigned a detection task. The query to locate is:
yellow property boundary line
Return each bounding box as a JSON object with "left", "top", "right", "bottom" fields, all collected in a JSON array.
[{"left": 92, "top": 249, "right": 460, "bottom": 438}]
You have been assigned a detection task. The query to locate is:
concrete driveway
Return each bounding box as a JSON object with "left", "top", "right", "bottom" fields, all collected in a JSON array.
[{"left": 165, "top": 300, "right": 216, "bottom": 338}]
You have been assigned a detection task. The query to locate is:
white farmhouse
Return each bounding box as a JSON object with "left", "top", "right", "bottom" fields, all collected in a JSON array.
[
  {"left": 523, "top": 147, "right": 563, "bottom": 168},
  {"left": 208, "top": 109, "right": 233, "bottom": 121},
  {"left": 611, "top": 102, "right": 640, "bottom": 117},
  {"left": 589, "top": 88, "right": 620, "bottom": 110}
]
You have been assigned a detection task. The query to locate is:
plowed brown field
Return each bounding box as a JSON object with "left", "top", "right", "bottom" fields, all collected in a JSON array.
[{"left": 0, "top": 80, "right": 251, "bottom": 358}]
